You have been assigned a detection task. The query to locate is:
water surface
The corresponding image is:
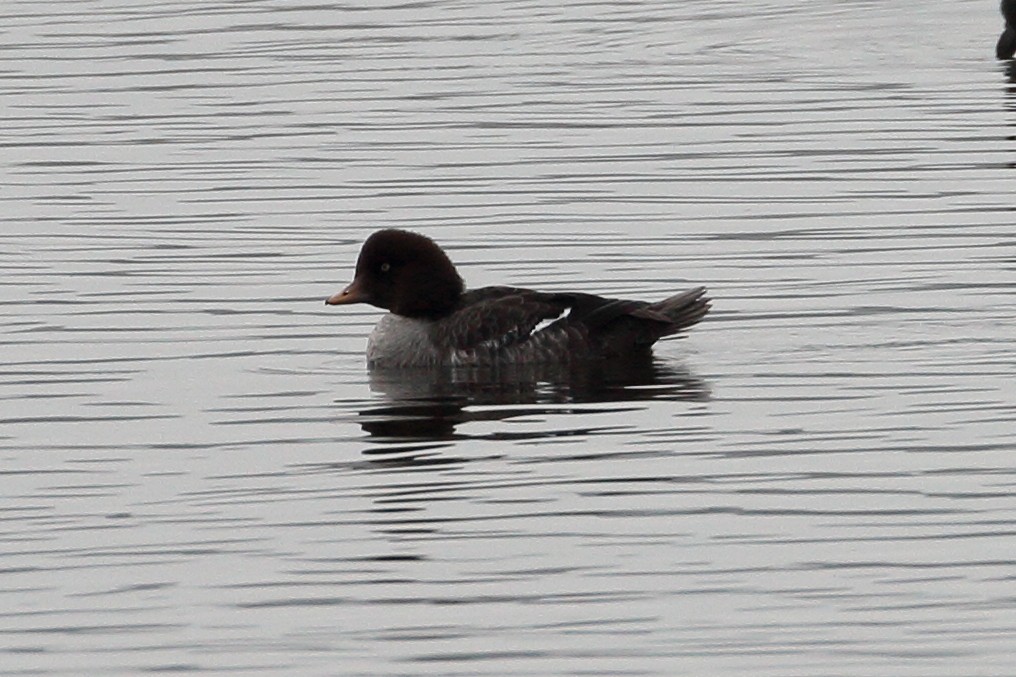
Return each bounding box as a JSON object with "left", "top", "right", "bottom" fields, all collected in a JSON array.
[{"left": 2, "top": 0, "right": 1015, "bottom": 675}]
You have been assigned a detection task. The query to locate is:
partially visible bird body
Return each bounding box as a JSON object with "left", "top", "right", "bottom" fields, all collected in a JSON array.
[{"left": 998, "top": 0, "right": 1016, "bottom": 60}]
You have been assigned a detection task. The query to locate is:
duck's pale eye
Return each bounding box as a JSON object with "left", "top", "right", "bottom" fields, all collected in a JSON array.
[{"left": 380, "top": 262, "right": 391, "bottom": 273}]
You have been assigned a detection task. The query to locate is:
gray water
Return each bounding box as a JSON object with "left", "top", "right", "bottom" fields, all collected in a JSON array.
[{"left": 3, "top": 0, "right": 1016, "bottom": 675}]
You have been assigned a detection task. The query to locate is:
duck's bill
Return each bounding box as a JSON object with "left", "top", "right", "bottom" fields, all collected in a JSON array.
[{"left": 325, "top": 279, "right": 369, "bottom": 305}]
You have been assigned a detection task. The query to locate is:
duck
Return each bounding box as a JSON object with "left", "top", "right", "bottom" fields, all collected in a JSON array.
[
  {"left": 325, "top": 229, "right": 710, "bottom": 368},
  {"left": 999, "top": 0, "right": 1016, "bottom": 60}
]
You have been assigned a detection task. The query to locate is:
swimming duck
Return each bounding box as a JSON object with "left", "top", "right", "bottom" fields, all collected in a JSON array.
[{"left": 326, "top": 229, "right": 710, "bottom": 368}]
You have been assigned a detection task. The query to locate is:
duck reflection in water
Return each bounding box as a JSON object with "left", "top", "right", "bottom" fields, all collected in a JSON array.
[
  {"left": 1005, "top": 59, "right": 1016, "bottom": 92},
  {"left": 355, "top": 352, "right": 708, "bottom": 441}
]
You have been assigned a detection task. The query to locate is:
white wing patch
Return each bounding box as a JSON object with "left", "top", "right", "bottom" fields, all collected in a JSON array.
[{"left": 530, "top": 306, "right": 572, "bottom": 336}]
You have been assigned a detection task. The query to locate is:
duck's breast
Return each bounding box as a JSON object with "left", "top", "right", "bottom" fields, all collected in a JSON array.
[{"left": 366, "top": 314, "right": 443, "bottom": 367}]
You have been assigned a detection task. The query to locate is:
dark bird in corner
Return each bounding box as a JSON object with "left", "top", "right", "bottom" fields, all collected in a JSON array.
[{"left": 998, "top": 0, "right": 1016, "bottom": 59}]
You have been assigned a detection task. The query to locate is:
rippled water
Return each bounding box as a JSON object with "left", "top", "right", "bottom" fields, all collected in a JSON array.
[{"left": 3, "top": 0, "right": 1015, "bottom": 675}]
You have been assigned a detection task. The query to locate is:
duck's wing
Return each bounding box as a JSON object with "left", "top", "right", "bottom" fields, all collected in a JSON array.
[
  {"left": 440, "top": 286, "right": 709, "bottom": 362},
  {"left": 441, "top": 287, "right": 575, "bottom": 353}
]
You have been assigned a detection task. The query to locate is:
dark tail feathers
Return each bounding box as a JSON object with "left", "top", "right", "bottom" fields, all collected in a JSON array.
[{"left": 637, "top": 286, "right": 711, "bottom": 336}]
